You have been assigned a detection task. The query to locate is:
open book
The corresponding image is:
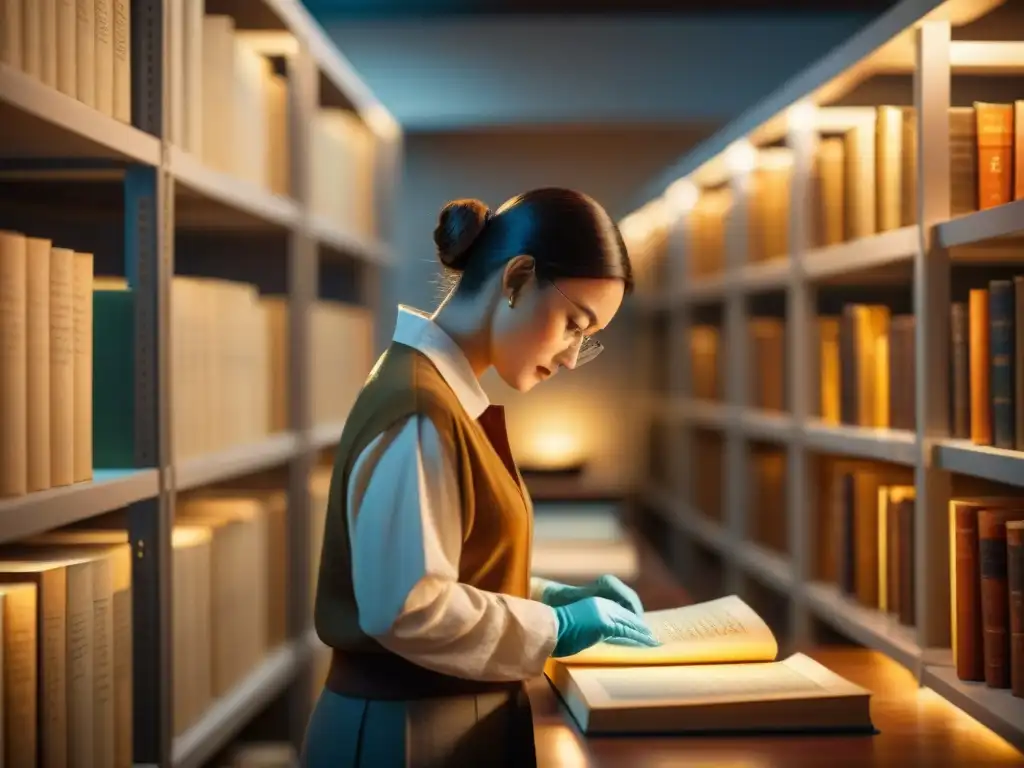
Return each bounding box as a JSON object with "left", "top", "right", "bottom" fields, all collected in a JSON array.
[{"left": 545, "top": 595, "right": 874, "bottom": 736}]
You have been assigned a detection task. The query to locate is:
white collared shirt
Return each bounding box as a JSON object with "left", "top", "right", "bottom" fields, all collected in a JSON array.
[{"left": 345, "top": 306, "right": 559, "bottom": 681}]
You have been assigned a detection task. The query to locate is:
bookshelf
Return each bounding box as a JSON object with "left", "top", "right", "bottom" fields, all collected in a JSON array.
[
  {"left": 628, "top": 0, "right": 1024, "bottom": 753},
  {"left": 0, "top": 0, "right": 400, "bottom": 766}
]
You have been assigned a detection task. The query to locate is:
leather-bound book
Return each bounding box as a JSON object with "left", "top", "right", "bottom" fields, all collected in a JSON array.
[
  {"left": 1007, "top": 521, "right": 1024, "bottom": 698},
  {"left": 975, "top": 103, "right": 1013, "bottom": 210},
  {"left": 979, "top": 508, "right": 1024, "bottom": 688},
  {"left": 969, "top": 289, "right": 992, "bottom": 446},
  {"left": 950, "top": 302, "right": 970, "bottom": 440}
]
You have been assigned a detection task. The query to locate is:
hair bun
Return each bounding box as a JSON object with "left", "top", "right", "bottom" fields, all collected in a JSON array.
[{"left": 434, "top": 198, "right": 491, "bottom": 271}]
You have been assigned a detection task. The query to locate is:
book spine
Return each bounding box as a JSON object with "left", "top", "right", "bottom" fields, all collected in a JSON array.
[
  {"left": 955, "top": 505, "right": 985, "bottom": 681},
  {"left": 839, "top": 305, "right": 858, "bottom": 426},
  {"left": 950, "top": 107, "right": 979, "bottom": 217},
  {"left": 1016, "top": 278, "right": 1024, "bottom": 450},
  {"left": 975, "top": 102, "right": 1014, "bottom": 210},
  {"left": 950, "top": 302, "right": 970, "bottom": 439},
  {"left": 969, "top": 289, "right": 992, "bottom": 446},
  {"left": 980, "top": 509, "right": 1016, "bottom": 688},
  {"left": 1008, "top": 522, "right": 1024, "bottom": 698},
  {"left": 897, "top": 498, "right": 915, "bottom": 626},
  {"left": 840, "top": 473, "right": 856, "bottom": 596},
  {"left": 989, "top": 280, "right": 1015, "bottom": 449}
]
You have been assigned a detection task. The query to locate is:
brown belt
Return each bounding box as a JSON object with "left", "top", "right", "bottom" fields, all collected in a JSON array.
[{"left": 325, "top": 648, "right": 523, "bottom": 701}]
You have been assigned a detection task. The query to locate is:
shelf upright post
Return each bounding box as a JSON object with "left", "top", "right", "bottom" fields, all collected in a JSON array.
[
  {"left": 724, "top": 168, "right": 752, "bottom": 593},
  {"left": 120, "top": 0, "right": 172, "bottom": 763},
  {"left": 286, "top": 39, "right": 321, "bottom": 749},
  {"left": 669, "top": 211, "right": 693, "bottom": 506},
  {"left": 786, "top": 111, "right": 817, "bottom": 648},
  {"left": 913, "top": 20, "right": 954, "bottom": 667}
]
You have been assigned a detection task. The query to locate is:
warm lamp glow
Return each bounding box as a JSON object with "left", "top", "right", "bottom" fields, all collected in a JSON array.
[
  {"left": 725, "top": 139, "right": 758, "bottom": 176},
  {"left": 787, "top": 100, "right": 818, "bottom": 134},
  {"left": 663, "top": 177, "right": 699, "bottom": 215},
  {"left": 529, "top": 429, "right": 585, "bottom": 470}
]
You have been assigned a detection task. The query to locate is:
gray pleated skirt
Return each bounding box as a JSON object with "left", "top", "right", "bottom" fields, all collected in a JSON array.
[{"left": 300, "top": 684, "right": 538, "bottom": 768}]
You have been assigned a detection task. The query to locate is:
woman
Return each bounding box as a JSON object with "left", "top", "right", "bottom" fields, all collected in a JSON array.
[{"left": 303, "top": 188, "right": 659, "bottom": 767}]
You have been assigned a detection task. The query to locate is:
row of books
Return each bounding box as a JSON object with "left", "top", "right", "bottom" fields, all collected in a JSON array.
[
  {"left": 685, "top": 101, "right": 1022, "bottom": 279},
  {"left": 168, "top": 276, "right": 374, "bottom": 463},
  {"left": 176, "top": 11, "right": 291, "bottom": 197},
  {"left": 823, "top": 306, "right": 916, "bottom": 432},
  {"left": 951, "top": 498, "right": 1024, "bottom": 694},
  {"left": 689, "top": 320, "right": 787, "bottom": 412},
  {"left": 818, "top": 461, "right": 917, "bottom": 625},
  {"left": 687, "top": 309, "right": 916, "bottom": 431},
  {"left": 0, "top": 0, "right": 131, "bottom": 123},
  {"left": 0, "top": 535, "right": 132, "bottom": 767},
  {"left": 957, "top": 280, "right": 1024, "bottom": 450},
  {"left": 310, "top": 109, "right": 379, "bottom": 239},
  {"left": 0, "top": 231, "right": 94, "bottom": 498}
]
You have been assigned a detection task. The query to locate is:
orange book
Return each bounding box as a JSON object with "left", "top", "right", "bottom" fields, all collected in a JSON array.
[{"left": 975, "top": 103, "right": 1013, "bottom": 210}]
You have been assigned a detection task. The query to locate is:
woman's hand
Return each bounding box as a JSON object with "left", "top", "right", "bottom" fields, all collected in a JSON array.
[
  {"left": 540, "top": 574, "right": 644, "bottom": 616},
  {"left": 551, "top": 596, "right": 659, "bottom": 658}
]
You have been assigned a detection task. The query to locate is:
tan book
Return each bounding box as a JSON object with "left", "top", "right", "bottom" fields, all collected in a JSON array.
[
  {"left": 0, "top": 559, "right": 74, "bottom": 768},
  {"left": 40, "top": 0, "right": 58, "bottom": 88},
  {"left": 27, "top": 535, "right": 132, "bottom": 768},
  {"left": 843, "top": 119, "right": 876, "bottom": 240},
  {"left": 177, "top": 497, "right": 269, "bottom": 694},
  {"left": 94, "top": 0, "right": 114, "bottom": 116},
  {"left": 112, "top": 0, "right": 130, "bottom": 123},
  {"left": 49, "top": 247, "right": 75, "bottom": 487},
  {"left": 0, "top": 0, "right": 22, "bottom": 68},
  {"left": 0, "top": 583, "right": 38, "bottom": 768},
  {"left": 814, "top": 138, "right": 845, "bottom": 247},
  {"left": 72, "top": 252, "right": 93, "bottom": 483},
  {"left": 201, "top": 15, "right": 236, "bottom": 174},
  {"left": 171, "top": 526, "right": 213, "bottom": 736},
  {"left": 265, "top": 72, "right": 290, "bottom": 197},
  {"left": 57, "top": 0, "right": 76, "bottom": 97},
  {"left": 875, "top": 106, "right": 906, "bottom": 233},
  {"left": 0, "top": 554, "right": 96, "bottom": 768},
  {"left": 26, "top": 238, "right": 51, "bottom": 493},
  {"left": 0, "top": 231, "right": 27, "bottom": 498},
  {"left": 23, "top": 0, "right": 41, "bottom": 78},
  {"left": 9, "top": 546, "right": 114, "bottom": 768},
  {"left": 545, "top": 595, "right": 873, "bottom": 736},
  {"left": 182, "top": 0, "right": 204, "bottom": 153},
  {"left": 818, "top": 317, "right": 841, "bottom": 424},
  {"left": 75, "top": 0, "right": 95, "bottom": 108}
]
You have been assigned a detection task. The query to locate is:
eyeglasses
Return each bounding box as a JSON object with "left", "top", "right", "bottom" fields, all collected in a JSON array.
[{"left": 548, "top": 281, "right": 604, "bottom": 366}]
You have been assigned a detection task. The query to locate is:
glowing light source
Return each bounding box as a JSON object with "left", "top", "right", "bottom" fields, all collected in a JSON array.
[
  {"left": 663, "top": 178, "right": 699, "bottom": 215},
  {"left": 724, "top": 139, "right": 758, "bottom": 176},
  {"left": 529, "top": 429, "right": 585, "bottom": 471},
  {"left": 787, "top": 100, "right": 818, "bottom": 134}
]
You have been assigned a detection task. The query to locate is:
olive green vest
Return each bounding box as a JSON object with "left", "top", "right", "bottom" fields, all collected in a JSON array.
[{"left": 313, "top": 342, "right": 534, "bottom": 657}]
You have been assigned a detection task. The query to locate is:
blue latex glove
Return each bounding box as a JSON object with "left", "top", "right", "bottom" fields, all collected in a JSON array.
[
  {"left": 539, "top": 574, "right": 644, "bottom": 616},
  {"left": 551, "top": 596, "right": 660, "bottom": 658}
]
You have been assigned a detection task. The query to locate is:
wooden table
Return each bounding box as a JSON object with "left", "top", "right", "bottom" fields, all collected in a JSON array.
[{"left": 528, "top": 537, "right": 1024, "bottom": 767}]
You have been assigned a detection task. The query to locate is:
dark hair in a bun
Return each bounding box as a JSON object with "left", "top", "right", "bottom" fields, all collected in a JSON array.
[
  {"left": 434, "top": 198, "right": 491, "bottom": 272},
  {"left": 435, "top": 187, "right": 633, "bottom": 295}
]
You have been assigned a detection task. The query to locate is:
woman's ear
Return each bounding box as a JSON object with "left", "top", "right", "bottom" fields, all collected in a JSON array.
[{"left": 501, "top": 254, "right": 536, "bottom": 303}]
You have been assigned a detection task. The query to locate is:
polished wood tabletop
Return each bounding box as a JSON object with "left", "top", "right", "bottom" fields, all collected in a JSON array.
[{"left": 528, "top": 538, "right": 1024, "bottom": 767}]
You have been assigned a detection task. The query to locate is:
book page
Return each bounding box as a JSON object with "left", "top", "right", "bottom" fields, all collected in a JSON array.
[
  {"left": 596, "top": 658, "right": 823, "bottom": 703},
  {"left": 570, "top": 653, "right": 869, "bottom": 708},
  {"left": 558, "top": 595, "right": 778, "bottom": 666}
]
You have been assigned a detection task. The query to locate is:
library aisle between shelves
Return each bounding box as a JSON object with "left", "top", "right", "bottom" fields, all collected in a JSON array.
[{"left": 2, "top": 0, "right": 1024, "bottom": 766}]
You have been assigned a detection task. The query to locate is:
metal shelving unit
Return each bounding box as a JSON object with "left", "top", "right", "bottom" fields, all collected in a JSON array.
[
  {"left": 629, "top": 0, "right": 1024, "bottom": 753},
  {"left": 0, "top": 0, "right": 401, "bottom": 764}
]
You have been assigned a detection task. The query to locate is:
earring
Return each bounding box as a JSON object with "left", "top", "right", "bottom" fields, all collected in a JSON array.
[{"left": 508, "top": 293, "right": 516, "bottom": 308}]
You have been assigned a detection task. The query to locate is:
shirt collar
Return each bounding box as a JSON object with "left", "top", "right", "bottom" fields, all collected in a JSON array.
[{"left": 392, "top": 305, "right": 490, "bottom": 419}]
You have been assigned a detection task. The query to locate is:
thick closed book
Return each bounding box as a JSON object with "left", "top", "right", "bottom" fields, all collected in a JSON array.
[{"left": 544, "top": 595, "right": 874, "bottom": 736}]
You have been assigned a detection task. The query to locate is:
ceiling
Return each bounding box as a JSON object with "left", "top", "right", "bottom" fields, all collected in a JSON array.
[{"left": 302, "top": 0, "right": 898, "bottom": 17}]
